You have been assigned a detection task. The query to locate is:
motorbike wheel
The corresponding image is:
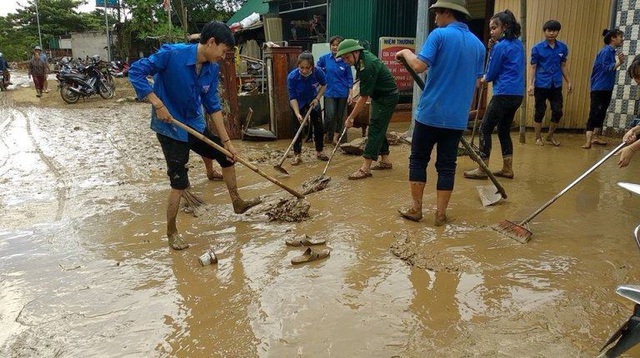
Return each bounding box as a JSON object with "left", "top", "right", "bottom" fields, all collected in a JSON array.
[
  {"left": 105, "top": 73, "right": 115, "bottom": 89},
  {"left": 61, "top": 83, "right": 80, "bottom": 104},
  {"left": 99, "top": 81, "right": 114, "bottom": 99}
]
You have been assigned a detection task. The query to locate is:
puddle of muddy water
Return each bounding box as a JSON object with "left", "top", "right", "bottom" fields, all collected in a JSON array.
[{"left": 2, "top": 83, "right": 640, "bottom": 357}]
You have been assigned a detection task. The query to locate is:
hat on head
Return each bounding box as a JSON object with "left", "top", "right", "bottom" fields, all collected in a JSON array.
[
  {"left": 429, "top": 0, "right": 471, "bottom": 19},
  {"left": 34, "top": 46, "right": 42, "bottom": 51},
  {"left": 336, "top": 39, "right": 364, "bottom": 57}
]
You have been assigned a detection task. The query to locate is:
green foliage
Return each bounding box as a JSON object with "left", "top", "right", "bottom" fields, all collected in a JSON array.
[
  {"left": 0, "top": 0, "right": 249, "bottom": 61},
  {"left": 0, "top": 0, "right": 113, "bottom": 61}
]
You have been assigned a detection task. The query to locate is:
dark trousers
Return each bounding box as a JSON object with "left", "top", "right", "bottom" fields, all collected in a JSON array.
[
  {"left": 324, "top": 97, "right": 348, "bottom": 138},
  {"left": 586, "top": 90, "right": 613, "bottom": 131},
  {"left": 32, "top": 75, "right": 45, "bottom": 92},
  {"left": 534, "top": 86, "right": 563, "bottom": 123},
  {"left": 292, "top": 105, "right": 323, "bottom": 154},
  {"left": 479, "top": 95, "right": 523, "bottom": 159},
  {"left": 409, "top": 122, "right": 463, "bottom": 191},
  {"left": 157, "top": 127, "right": 233, "bottom": 190}
]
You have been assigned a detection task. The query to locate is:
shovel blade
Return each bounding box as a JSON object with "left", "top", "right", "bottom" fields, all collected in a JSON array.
[
  {"left": 273, "top": 165, "right": 289, "bottom": 175},
  {"left": 477, "top": 185, "right": 502, "bottom": 207}
]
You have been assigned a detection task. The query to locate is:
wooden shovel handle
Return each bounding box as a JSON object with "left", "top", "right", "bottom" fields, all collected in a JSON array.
[{"left": 170, "top": 119, "right": 305, "bottom": 199}]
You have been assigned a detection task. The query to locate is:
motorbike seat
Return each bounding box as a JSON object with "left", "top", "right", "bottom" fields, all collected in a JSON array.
[{"left": 617, "top": 285, "right": 640, "bottom": 305}]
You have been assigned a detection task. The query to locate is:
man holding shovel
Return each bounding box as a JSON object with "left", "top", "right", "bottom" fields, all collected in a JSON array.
[
  {"left": 129, "top": 21, "right": 261, "bottom": 250},
  {"left": 395, "top": 0, "right": 484, "bottom": 225},
  {"left": 337, "top": 39, "right": 398, "bottom": 179}
]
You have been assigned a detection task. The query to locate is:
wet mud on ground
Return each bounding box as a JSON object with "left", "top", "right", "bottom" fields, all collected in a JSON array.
[{"left": 2, "top": 73, "right": 640, "bottom": 357}]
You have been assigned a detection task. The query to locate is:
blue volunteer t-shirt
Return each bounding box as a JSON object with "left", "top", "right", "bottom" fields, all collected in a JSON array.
[
  {"left": 317, "top": 53, "right": 353, "bottom": 98},
  {"left": 128, "top": 43, "right": 222, "bottom": 142},
  {"left": 485, "top": 38, "right": 525, "bottom": 96},
  {"left": 590, "top": 44, "right": 618, "bottom": 91},
  {"left": 530, "top": 39, "right": 569, "bottom": 89},
  {"left": 415, "top": 22, "right": 485, "bottom": 130},
  {"left": 287, "top": 67, "right": 327, "bottom": 109}
]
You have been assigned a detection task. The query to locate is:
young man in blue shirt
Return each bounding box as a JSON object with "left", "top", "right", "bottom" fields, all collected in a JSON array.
[
  {"left": 582, "top": 29, "right": 624, "bottom": 149},
  {"left": 528, "top": 20, "right": 573, "bottom": 146},
  {"left": 129, "top": 21, "right": 261, "bottom": 250},
  {"left": 396, "top": 0, "right": 485, "bottom": 226}
]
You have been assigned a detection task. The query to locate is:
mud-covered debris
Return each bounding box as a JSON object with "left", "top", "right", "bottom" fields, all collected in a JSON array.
[
  {"left": 390, "top": 230, "right": 459, "bottom": 273},
  {"left": 301, "top": 175, "right": 331, "bottom": 194},
  {"left": 340, "top": 137, "right": 367, "bottom": 155},
  {"left": 252, "top": 194, "right": 310, "bottom": 222}
]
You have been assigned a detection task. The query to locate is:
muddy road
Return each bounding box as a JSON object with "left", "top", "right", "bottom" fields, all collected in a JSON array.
[{"left": 1, "top": 73, "right": 640, "bottom": 357}]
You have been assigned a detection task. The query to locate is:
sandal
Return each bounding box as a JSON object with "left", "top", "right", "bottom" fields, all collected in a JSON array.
[
  {"left": 291, "top": 247, "right": 330, "bottom": 265},
  {"left": 207, "top": 170, "right": 223, "bottom": 181},
  {"left": 591, "top": 139, "right": 608, "bottom": 146},
  {"left": 546, "top": 136, "right": 561, "bottom": 146},
  {"left": 348, "top": 168, "right": 372, "bottom": 180},
  {"left": 290, "top": 155, "right": 302, "bottom": 166},
  {"left": 398, "top": 207, "right": 422, "bottom": 222},
  {"left": 285, "top": 234, "right": 326, "bottom": 247},
  {"left": 317, "top": 152, "right": 329, "bottom": 161},
  {"left": 370, "top": 162, "right": 393, "bottom": 170}
]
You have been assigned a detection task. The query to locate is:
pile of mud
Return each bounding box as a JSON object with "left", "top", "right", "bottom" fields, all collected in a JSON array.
[{"left": 390, "top": 230, "right": 460, "bottom": 273}]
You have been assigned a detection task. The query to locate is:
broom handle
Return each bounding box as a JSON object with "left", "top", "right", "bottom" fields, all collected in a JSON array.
[
  {"left": 399, "top": 56, "right": 507, "bottom": 199},
  {"left": 171, "top": 119, "right": 305, "bottom": 199},
  {"left": 519, "top": 142, "right": 627, "bottom": 225},
  {"left": 276, "top": 106, "right": 313, "bottom": 168},
  {"left": 321, "top": 126, "right": 348, "bottom": 177}
]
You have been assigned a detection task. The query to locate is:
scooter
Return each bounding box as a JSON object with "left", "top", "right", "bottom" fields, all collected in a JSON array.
[{"left": 598, "top": 182, "right": 640, "bottom": 357}]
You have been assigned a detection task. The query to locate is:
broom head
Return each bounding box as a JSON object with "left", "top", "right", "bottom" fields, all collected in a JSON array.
[{"left": 492, "top": 220, "right": 532, "bottom": 244}]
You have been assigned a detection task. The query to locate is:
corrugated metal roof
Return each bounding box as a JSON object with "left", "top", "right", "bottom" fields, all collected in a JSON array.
[{"left": 227, "top": 0, "right": 270, "bottom": 25}]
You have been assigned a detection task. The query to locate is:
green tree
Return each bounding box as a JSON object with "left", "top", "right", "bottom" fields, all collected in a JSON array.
[{"left": 0, "top": 0, "right": 112, "bottom": 61}]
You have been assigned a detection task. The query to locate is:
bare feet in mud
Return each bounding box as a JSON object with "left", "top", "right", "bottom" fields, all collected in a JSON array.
[{"left": 168, "top": 233, "right": 190, "bottom": 250}]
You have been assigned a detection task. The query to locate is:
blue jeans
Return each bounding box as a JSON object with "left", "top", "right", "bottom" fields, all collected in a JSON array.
[{"left": 409, "top": 122, "right": 463, "bottom": 191}]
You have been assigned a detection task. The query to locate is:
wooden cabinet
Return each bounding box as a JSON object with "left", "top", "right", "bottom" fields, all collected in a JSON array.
[{"left": 264, "top": 46, "right": 302, "bottom": 139}]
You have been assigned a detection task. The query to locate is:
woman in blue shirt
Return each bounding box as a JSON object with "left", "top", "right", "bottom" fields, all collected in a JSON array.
[
  {"left": 287, "top": 51, "right": 328, "bottom": 165},
  {"left": 317, "top": 36, "right": 353, "bottom": 145},
  {"left": 464, "top": 9, "right": 524, "bottom": 179},
  {"left": 582, "top": 29, "right": 624, "bottom": 149}
]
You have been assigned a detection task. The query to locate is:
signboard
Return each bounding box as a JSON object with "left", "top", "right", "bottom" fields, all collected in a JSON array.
[
  {"left": 378, "top": 37, "right": 416, "bottom": 92},
  {"left": 95, "top": 0, "right": 119, "bottom": 8}
]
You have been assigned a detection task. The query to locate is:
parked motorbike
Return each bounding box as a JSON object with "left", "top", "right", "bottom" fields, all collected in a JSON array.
[
  {"left": 108, "top": 60, "right": 129, "bottom": 78},
  {"left": 598, "top": 182, "right": 640, "bottom": 357},
  {"left": 57, "top": 55, "right": 114, "bottom": 104}
]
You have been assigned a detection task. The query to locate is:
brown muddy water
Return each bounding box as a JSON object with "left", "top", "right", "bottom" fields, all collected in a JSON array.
[{"left": 2, "top": 74, "right": 640, "bottom": 357}]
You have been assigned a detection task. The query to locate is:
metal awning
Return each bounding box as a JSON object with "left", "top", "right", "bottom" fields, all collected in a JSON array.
[{"left": 226, "top": 0, "right": 270, "bottom": 25}]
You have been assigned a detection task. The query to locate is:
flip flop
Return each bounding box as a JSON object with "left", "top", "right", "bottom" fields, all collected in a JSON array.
[
  {"left": 291, "top": 247, "right": 330, "bottom": 265},
  {"left": 285, "top": 234, "right": 326, "bottom": 247},
  {"left": 348, "top": 168, "right": 372, "bottom": 180}
]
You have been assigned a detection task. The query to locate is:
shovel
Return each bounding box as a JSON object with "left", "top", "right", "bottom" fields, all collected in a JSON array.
[
  {"left": 493, "top": 142, "right": 627, "bottom": 243},
  {"left": 398, "top": 57, "right": 506, "bottom": 206},
  {"left": 170, "top": 119, "right": 305, "bottom": 199},
  {"left": 300, "top": 126, "right": 348, "bottom": 194},
  {"left": 273, "top": 107, "right": 313, "bottom": 175}
]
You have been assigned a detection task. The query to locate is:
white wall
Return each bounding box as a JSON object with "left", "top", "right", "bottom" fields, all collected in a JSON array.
[{"left": 71, "top": 32, "right": 109, "bottom": 61}]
